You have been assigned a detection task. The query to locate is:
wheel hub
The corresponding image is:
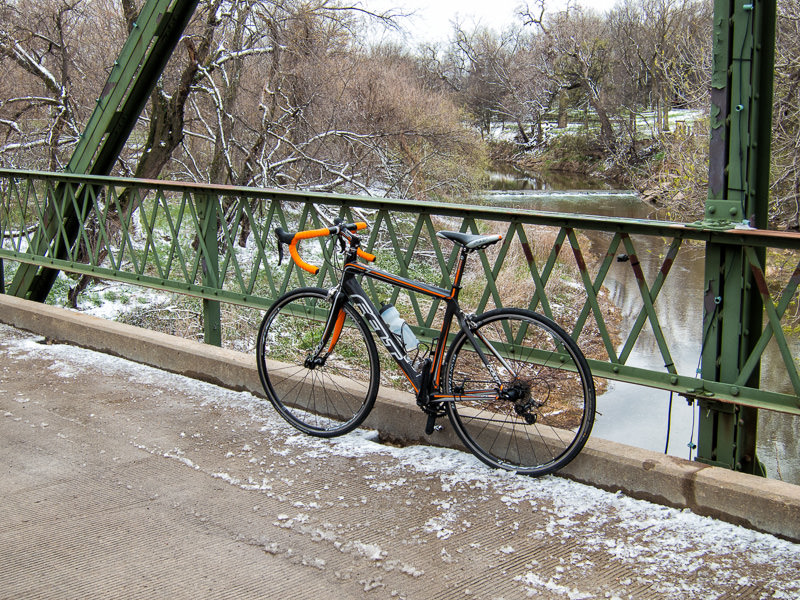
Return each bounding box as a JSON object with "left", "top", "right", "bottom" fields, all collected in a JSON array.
[
  {"left": 304, "top": 355, "right": 326, "bottom": 369},
  {"left": 500, "top": 379, "right": 538, "bottom": 425}
]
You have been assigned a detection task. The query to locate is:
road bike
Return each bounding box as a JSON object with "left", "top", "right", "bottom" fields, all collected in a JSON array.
[{"left": 256, "top": 219, "right": 595, "bottom": 476}]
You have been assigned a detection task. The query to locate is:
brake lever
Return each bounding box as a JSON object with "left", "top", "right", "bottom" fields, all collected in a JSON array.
[{"left": 275, "top": 227, "right": 294, "bottom": 266}]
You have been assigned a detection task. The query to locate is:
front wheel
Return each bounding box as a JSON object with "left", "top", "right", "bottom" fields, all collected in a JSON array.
[
  {"left": 256, "top": 287, "right": 379, "bottom": 437},
  {"left": 443, "top": 309, "right": 595, "bottom": 476}
]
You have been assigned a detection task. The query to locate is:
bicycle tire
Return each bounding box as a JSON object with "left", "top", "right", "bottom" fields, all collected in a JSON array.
[
  {"left": 256, "top": 287, "right": 379, "bottom": 437},
  {"left": 442, "top": 308, "right": 595, "bottom": 476}
]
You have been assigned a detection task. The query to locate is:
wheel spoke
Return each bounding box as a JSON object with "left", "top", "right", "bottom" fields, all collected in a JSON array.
[
  {"left": 445, "top": 309, "right": 595, "bottom": 476},
  {"left": 256, "top": 288, "right": 379, "bottom": 437}
]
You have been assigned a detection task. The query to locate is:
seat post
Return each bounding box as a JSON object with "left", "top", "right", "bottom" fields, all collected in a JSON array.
[{"left": 450, "top": 246, "right": 471, "bottom": 293}]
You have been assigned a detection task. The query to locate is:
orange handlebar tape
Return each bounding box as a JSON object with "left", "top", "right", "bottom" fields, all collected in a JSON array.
[
  {"left": 288, "top": 227, "right": 332, "bottom": 274},
  {"left": 357, "top": 248, "right": 376, "bottom": 262},
  {"left": 289, "top": 243, "right": 319, "bottom": 275},
  {"left": 294, "top": 227, "right": 332, "bottom": 241},
  {"left": 288, "top": 223, "right": 370, "bottom": 273}
]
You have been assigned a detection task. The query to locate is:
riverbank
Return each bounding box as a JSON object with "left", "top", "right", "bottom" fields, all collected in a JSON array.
[
  {"left": 487, "top": 124, "right": 708, "bottom": 222},
  {"left": 488, "top": 136, "right": 630, "bottom": 190}
]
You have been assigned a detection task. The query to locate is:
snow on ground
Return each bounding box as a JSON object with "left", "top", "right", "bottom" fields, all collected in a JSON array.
[
  {"left": 4, "top": 329, "right": 800, "bottom": 598},
  {"left": 491, "top": 109, "right": 707, "bottom": 146}
]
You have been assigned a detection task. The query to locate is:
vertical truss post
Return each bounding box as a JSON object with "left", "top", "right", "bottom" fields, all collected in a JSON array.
[
  {"left": 197, "top": 194, "right": 221, "bottom": 346},
  {"left": 700, "top": 0, "right": 776, "bottom": 473}
]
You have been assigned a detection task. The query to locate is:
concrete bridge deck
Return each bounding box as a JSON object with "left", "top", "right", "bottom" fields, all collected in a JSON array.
[{"left": 1, "top": 295, "right": 799, "bottom": 599}]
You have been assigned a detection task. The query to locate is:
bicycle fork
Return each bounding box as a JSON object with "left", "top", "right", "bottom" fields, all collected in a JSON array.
[{"left": 305, "top": 289, "right": 349, "bottom": 369}]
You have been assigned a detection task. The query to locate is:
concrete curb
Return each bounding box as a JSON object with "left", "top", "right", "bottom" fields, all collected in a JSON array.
[{"left": 2, "top": 293, "right": 799, "bottom": 541}]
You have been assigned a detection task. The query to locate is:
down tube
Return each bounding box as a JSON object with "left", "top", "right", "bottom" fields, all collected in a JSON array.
[{"left": 341, "top": 276, "right": 423, "bottom": 392}]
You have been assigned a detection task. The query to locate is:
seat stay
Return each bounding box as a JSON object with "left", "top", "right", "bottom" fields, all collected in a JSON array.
[
  {"left": 451, "top": 310, "right": 506, "bottom": 388},
  {"left": 473, "top": 327, "right": 516, "bottom": 381}
]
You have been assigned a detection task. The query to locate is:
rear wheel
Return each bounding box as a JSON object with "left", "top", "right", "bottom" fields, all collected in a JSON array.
[
  {"left": 257, "top": 287, "right": 379, "bottom": 436},
  {"left": 443, "top": 309, "right": 595, "bottom": 476}
]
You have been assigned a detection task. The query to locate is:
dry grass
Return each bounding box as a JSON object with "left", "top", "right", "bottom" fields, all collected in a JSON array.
[{"left": 459, "top": 222, "right": 621, "bottom": 369}]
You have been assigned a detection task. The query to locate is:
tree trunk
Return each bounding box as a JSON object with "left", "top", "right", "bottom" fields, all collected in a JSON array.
[
  {"left": 558, "top": 91, "right": 568, "bottom": 129},
  {"left": 516, "top": 121, "right": 530, "bottom": 144},
  {"left": 655, "top": 96, "right": 662, "bottom": 132},
  {"left": 69, "top": 0, "right": 219, "bottom": 305},
  {"left": 588, "top": 90, "right": 616, "bottom": 149}
]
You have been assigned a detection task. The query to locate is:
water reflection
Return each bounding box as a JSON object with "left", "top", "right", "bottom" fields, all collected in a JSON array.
[
  {"left": 484, "top": 182, "right": 799, "bottom": 483},
  {"left": 488, "top": 167, "right": 614, "bottom": 192}
]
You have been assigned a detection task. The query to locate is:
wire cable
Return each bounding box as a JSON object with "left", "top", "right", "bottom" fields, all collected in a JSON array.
[{"left": 664, "top": 390, "right": 673, "bottom": 454}]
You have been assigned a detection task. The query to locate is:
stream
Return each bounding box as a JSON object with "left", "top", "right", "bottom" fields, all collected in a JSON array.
[{"left": 484, "top": 170, "right": 800, "bottom": 483}]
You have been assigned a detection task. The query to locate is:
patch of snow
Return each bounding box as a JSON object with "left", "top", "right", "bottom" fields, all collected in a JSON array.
[{"left": 514, "top": 572, "right": 593, "bottom": 600}]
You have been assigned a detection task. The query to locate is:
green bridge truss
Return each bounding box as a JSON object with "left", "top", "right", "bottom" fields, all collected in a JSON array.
[{"left": 0, "top": 0, "right": 797, "bottom": 475}]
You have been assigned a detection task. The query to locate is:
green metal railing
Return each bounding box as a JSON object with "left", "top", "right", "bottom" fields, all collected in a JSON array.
[{"left": 2, "top": 169, "right": 799, "bottom": 423}]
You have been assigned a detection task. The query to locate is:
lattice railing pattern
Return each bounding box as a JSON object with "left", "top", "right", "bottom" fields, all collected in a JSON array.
[{"left": 2, "top": 169, "right": 799, "bottom": 414}]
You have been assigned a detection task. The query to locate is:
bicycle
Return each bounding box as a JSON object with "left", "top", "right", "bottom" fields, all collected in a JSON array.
[{"left": 256, "top": 219, "right": 595, "bottom": 476}]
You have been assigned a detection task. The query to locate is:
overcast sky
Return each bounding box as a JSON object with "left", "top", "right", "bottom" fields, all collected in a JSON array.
[{"left": 363, "top": 0, "right": 619, "bottom": 45}]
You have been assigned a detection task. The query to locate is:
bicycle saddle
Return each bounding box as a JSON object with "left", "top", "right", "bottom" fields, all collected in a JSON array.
[{"left": 436, "top": 230, "right": 502, "bottom": 250}]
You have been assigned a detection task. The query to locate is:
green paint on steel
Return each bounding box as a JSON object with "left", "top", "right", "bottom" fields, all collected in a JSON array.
[
  {"left": 8, "top": 0, "right": 200, "bottom": 302},
  {"left": 699, "top": 0, "right": 778, "bottom": 474},
  {"left": 515, "top": 225, "right": 554, "bottom": 319},
  {"left": 197, "top": 194, "right": 222, "bottom": 347},
  {"left": 3, "top": 169, "right": 800, "bottom": 422},
  {"left": 617, "top": 237, "right": 681, "bottom": 367},
  {"left": 571, "top": 231, "right": 621, "bottom": 358},
  {"left": 620, "top": 233, "right": 678, "bottom": 376},
  {"left": 566, "top": 228, "right": 618, "bottom": 358}
]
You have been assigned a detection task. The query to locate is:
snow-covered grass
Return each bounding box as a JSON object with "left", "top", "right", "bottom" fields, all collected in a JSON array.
[{"left": 491, "top": 109, "right": 707, "bottom": 146}]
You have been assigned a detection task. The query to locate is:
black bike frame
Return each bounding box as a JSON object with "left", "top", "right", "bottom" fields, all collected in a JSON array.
[{"left": 314, "top": 243, "right": 491, "bottom": 404}]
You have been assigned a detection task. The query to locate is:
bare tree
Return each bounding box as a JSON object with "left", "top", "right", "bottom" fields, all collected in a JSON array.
[
  {"left": 610, "top": 0, "right": 710, "bottom": 135},
  {"left": 522, "top": 2, "right": 619, "bottom": 150},
  {"left": 444, "top": 23, "right": 558, "bottom": 145},
  {"left": 771, "top": 0, "right": 800, "bottom": 228},
  {"left": 168, "top": 1, "right": 483, "bottom": 197},
  {"left": 1, "top": 0, "right": 482, "bottom": 198},
  {"left": 1, "top": 0, "right": 485, "bottom": 304},
  {"left": 0, "top": 0, "right": 91, "bottom": 168},
  {"left": 495, "top": 29, "right": 561, "bottom": 146}
]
